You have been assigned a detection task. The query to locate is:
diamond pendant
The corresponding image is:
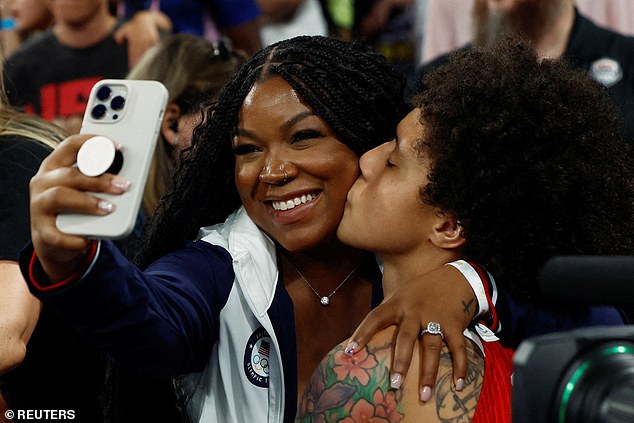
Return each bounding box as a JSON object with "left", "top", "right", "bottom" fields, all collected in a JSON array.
[{"left": 320, "top": 296, "right": 330, "bottom": 306}]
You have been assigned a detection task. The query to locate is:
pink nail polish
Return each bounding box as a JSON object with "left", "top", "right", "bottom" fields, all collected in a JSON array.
[
  {"left": 420, "top": 386, "right": 432, "bottom": 402},
  {"left": 455, "top": 378, "right": 465, "bottom": 391},
  {"left": 111, "top": 177, "right": 130, "bottom": 191},
  {"left": 390, "top": 373, "right": 403, "bottom": 389},
  {"left": 98, "top": 200, "right": 115, "bottom": 213}
]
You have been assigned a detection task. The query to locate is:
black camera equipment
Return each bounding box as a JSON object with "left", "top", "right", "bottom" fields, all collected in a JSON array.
[
  {"left": 512, "top": 256, "right": 634, "bottom": 423},
  {"left": 538, "top": 256, "right": 634, "bottom": 306}
]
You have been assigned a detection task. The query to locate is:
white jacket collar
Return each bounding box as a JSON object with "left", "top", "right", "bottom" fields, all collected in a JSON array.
[{"left": 199, "top": 207, "right": 279, "bottom": 317}]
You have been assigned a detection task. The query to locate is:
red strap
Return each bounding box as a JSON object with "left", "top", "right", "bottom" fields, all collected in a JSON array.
[{"left": 28, "top": 241, "right": 98, "bottom": 291}]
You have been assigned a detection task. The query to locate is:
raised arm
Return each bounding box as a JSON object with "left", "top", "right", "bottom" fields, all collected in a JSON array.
[
  {"left": 345, "top": 261, "right": 497, "bottom": 401},
  {"left": 28, "top": 135, "right": 129, "bottom": 282},
  {"left": 347, "top": 258, "right": 624, "bottom": 401},
  {"left": 297, "top": 326, "right": 485, "bottom": 422},
  {"left": 22, "top": 134, "right": 229, "bottom": 376},
  {"left": 113, "top": 10, "right": 173, "bottom": 68}
]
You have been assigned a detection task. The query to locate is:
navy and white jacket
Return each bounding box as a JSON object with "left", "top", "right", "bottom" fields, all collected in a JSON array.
[{"left": 20, "top": 207, "right": 383, "bottom": 422}]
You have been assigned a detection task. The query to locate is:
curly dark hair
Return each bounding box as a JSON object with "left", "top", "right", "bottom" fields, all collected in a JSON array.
[
  {"left": 414, "top": 38, "right": 634, "bottom": 300},
  {"left": 137, "top": 35, "right": 407, "bottom": 267}
]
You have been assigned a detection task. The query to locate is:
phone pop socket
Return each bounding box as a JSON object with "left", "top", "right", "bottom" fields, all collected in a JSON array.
[{"left": 77, "top": 136, "right": 123, "bottom": 176}]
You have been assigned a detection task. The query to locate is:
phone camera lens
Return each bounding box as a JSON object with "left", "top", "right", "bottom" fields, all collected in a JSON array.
[
  {"left": 111, "top": 96, "right": 125, "bottom": 110},
  {"left": 91, "top": 104, "right": 107, "bottom": 119},
  {"left": 96, "top": 86, "right": 112, "bottom": 101}
]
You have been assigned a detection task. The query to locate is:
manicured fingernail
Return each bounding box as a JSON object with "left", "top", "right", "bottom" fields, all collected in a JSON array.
[
  {"left": 344, "top": 341, "right": 358, "bottom": 355},
  {"left": 420, "top": 386, "right": 432, "bottom": 402},
  {"left": 98, "top": 200, "right": 115, "bottom": 213},
  {"left": 455, "top": 378, "right": 464, "bottom": 391},
  {"left": 111, "top": 177, "right": 130, "bottom": 191},
  {"left": 390, "top": 373, "right": 403, "bottom": 389}
]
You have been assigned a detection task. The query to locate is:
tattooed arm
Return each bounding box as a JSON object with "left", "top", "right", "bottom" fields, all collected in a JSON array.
[{"left": 296, "top": 327, "right": 485, "bottom": 423}]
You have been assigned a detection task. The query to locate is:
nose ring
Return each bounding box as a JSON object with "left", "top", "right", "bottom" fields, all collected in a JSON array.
[{"left": 283, "top": 170, "right": 288, "bottom": 182}]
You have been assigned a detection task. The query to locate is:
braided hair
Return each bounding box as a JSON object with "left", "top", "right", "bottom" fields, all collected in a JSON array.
[{"left": 137, "top": 35, "right": 407, "bottom": 267}]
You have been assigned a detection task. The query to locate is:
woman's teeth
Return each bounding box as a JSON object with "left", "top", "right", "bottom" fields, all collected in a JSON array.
[{"left": 272, "top": 193, "right": 316, "bottom": 211}]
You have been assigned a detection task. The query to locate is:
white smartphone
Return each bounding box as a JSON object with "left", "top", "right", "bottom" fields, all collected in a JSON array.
[{"left": 56, "top": 79, "right": 168, "bottom": 239}]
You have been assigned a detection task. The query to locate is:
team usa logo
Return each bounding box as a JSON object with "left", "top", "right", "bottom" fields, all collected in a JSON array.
[{"left": 244, "top": 327, "right": 272, "bottom": 388}]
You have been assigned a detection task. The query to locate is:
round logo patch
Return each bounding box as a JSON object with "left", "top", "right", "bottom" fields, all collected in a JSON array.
[
  {"left": 589, "top": 57, "right": 623, "bottom": 88},
  {"left": 244, "top": 327, "right": 272, "bottom": 388}
]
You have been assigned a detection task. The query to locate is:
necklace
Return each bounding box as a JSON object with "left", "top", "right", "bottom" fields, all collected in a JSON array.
[{"left": 285, "top": 257, "right": 362, "bottom": 306}]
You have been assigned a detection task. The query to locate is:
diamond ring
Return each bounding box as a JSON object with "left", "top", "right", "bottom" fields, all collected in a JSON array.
[{"left": 420, "top": 321, "right": 444, "bottom": 339}]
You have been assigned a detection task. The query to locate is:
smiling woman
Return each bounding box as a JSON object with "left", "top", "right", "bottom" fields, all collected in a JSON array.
[
  {"left": 233, "top": 77, "right": 360, "bottom": 251},
  {"left": 19, "top": 35, "right": 411, "bottom": 422},
  {"left": 17, "top": 33, "right": 629, "bottom": 423}
]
